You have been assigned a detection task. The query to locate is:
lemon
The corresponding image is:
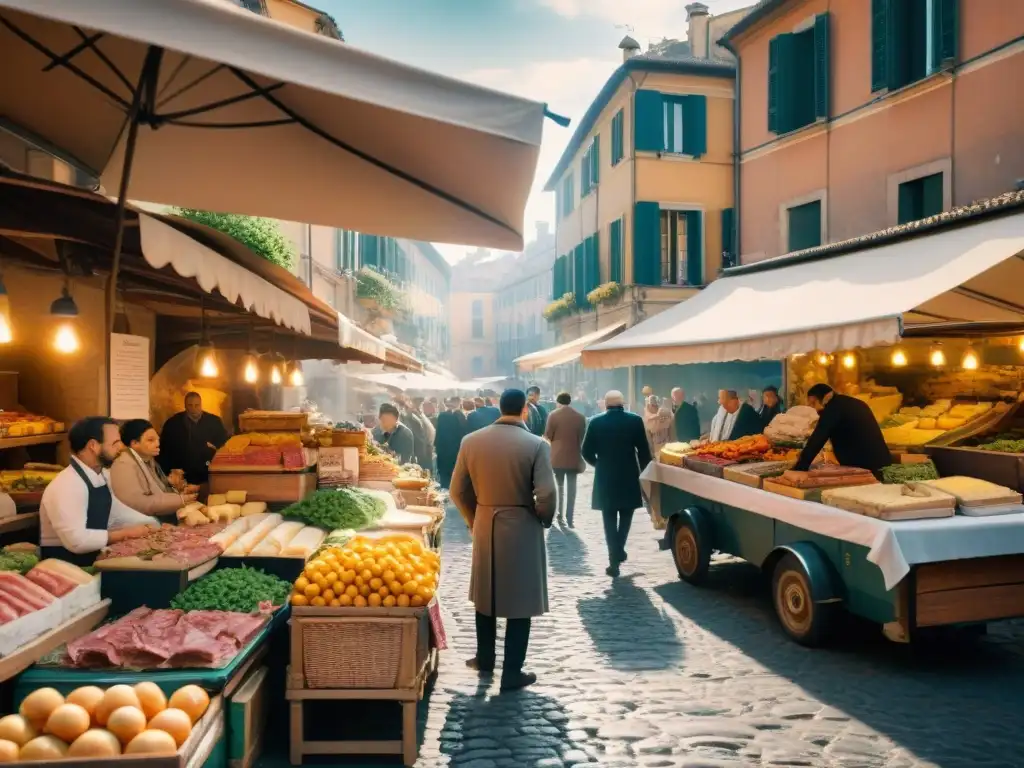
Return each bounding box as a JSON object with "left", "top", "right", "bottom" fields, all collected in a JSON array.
[
  {"left": 329, "top": 599, "right": 340, "bottom": 607},
  {"left": 383, "top": 595, "right": 396, "bottom": 608},
  {"left": 368, "top": 593, "right": 382, "bottom": 608},
  {"left": 291, "top": 593, "right": 309, "bottom": 606},
  {"left": 402, "top": 580, "right": 419, "bottom": 596},
  {"left": 341, "top": 570, "right": 355, "bottom": 585},
  {"left": 410, "top": 595, "right": 424, "bottom": 607},
  {"left": 396, "top": 594, "right": 411, "bottom": 608},
  {"left": 359, "top": 584, "right": 371, "bottom": 597},
  {"left": 389, "top": 580, "right": 404, "bottom": 595},
  {"left": 311, "top": 596, "right": 326, "bottom": 607},
  {"left": 322, "top": 589, "right": 335, "bottom": 602},
  {"left": 369, "top": 577, "right": 383, "bottom": 591},
  {"left": 303, "top": 583, "right": 321, "bottom": 598},
  {"left": 325, "top": 572, "right": 338, "bottom": 585},
  {"left": 382, "top": 569, "right": 396, "bottom": 583},
  {"left": 359, "top": 569, "right": 373, "bottom": 582},
  {"left": 339, "top": 594, "right": 353, "bottom": 606},
  {"left": 295, "top": 576, "right": 310, "bottom": 591},
  {"left": 378, "top": 586, "right": 390, "bottom": 599},
  {"left": 353, "top": 595, "right": 368, "bottom": 608},
  {"left": 344, "top": 585, "right": 358, "bottom": 598}
]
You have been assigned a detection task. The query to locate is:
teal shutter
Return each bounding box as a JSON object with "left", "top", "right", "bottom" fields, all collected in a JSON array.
[
  {"left": 933, "top": 0, "right": 958, "bottom": 65},
  {"left": 776, "top": 33, "right": 797, "bottom": 133},
  {"left": 768, "top": 36, "right": 780, "bottom": 132},
  {"left": 685, "top": 211, "right": 703, "bottom": 286},
  {"left": 897, "top": 182, "right": 916, "bottom": 225},
  {"left": 634, "top": 90, "right": 664, "bottom": 152},
  {"left": 609, "top": 218, "right": 623, "bottom": 283},
  {"left": 588, "top": 232, "right": 600, "bottom": 293},
  {"left": 359, "top": 234, "right": 379, "bottom": 268},
  {"left": 721, "top": 208, "right": 735, "bottom": 268},
  {"left": 788, "top": 201, "right": 822, "bottom": 251},
  {"left": 611, "top": 111, "right": 624, "bottom": 164},
  {"left": 887, "top": 0, "right": 912, "bottom": 89},
  {"left": 573, "top": 245, "right": 585, "bottom": 304},
  {"left": 581, "top": 149, "right": 589, "bottom": 197},
  {"left": 921, "top": 173, "right": 944, "bottom": 218},
  {"left": 632, "top": 202, "right": 660, "bottom": 286},
  {"left": 551, "top": 256, "right": 561, "bottom": 300},
  {"left": 592, "top": 135, "right": 600, "bottom": 186},
  {"left": 814, "top": 14, "right": 830, "bottom": 120},
  {"left": 681, "top": 95, "right": 707, "bottom": 157},
  {"left": 871, "top": 0, "right": 888, "bottom": 91}
]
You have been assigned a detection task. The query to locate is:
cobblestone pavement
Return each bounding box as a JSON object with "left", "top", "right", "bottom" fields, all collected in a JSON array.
[{"left": 417, "top": 472, "right": 1024, "bottom": 768}]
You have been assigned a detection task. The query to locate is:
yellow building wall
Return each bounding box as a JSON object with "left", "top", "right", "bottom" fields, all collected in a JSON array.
[
  {"left": 264, "top": 0, "right": 318, "bottom": 32},
  {"left": 449, "top": 291, "right": 496, "bottom": 378}
]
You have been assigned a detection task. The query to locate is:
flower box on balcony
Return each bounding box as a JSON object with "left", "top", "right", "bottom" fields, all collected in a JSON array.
[{"left": 543, "top": 293, "right": 576, "bottom": 322}]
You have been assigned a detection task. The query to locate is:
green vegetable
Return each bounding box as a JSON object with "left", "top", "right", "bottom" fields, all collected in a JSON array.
[
  {"left": 881, "top": 461, "right": 939, "bottom": 484},
  {"left": 171, "top": 566, "right": 291, "bottom": 613},
  {"left": 0, "top": 551, "right": 38, "bottom": 574},
  {"left": 977, "top": 438, "right": 1024, "bottom": 453},
  {"left": 281, "top": 489, "right": 385, "bottom": 531}
]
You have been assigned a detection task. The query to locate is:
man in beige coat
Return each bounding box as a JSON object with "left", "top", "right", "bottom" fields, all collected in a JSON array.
[
  {"left": 450, "top": 388, "right": 556, "bottom": 692},
  {"left": 543, "top": 391, "right": 587, "bottom": 528}
]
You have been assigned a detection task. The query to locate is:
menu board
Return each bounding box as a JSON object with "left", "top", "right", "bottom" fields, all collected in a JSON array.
[{"left": 110, "top": 333, "right": 150, "bottom": 420}]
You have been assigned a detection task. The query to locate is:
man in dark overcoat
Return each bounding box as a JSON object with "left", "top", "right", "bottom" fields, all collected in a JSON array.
[
  {"left": 581, "top": 390, "right": 653, "bottom": 577},
  {"left": 434, "top": 396, "right": 465, "bottom": 488}
]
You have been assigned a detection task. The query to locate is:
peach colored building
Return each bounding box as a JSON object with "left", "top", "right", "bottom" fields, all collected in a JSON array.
[{"left": 723, "top": 0, "right": 1024, "bottom": 263}]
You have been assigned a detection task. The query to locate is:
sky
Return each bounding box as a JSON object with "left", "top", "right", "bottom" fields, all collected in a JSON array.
[{"left": 318, "top": 0, "right": 751, "bottom": 263}]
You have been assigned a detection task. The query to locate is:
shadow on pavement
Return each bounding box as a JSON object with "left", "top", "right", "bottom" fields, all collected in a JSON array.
[
  {"left": 654, "top": 559, "right": 1024, "bottom": 767},
  {"left": 578, "top": 575, "right": 683, "bottom": 671},
  {"left": 547, "top": 524, "right": 591, "bottom": 576},
  {"left": 439, "top": 690, "right": 591, "bottom": 765}
]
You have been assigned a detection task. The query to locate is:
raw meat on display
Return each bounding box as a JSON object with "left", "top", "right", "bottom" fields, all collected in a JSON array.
[
  {"left": 66, "top": 607, "right": 267, "bottom": 668},
  {"left": 96, "top": 523, "right": 225, "bottom": 565},
  {"left": 25, "top": 566, "right": 76, "bottom": 596}
]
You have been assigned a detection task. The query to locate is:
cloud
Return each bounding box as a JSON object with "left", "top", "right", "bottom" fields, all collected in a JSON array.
[
  {"left": 537, "top": 0, "right": 751, "bottom": 42},
  {"left": 432, "top": 57, "right": 616, "bottom": 263}
]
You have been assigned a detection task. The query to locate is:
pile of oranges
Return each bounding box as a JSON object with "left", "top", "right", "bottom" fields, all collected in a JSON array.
[{"left": 290, "top": 534, "right": 439, "bottom": 608}]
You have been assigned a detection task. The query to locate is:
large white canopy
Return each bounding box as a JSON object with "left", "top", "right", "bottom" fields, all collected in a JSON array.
[
  {"left": 583, "top": 212, "right": 1024, "bottom": 369},
  {"left": 515, "top": 322, "right": 626, "bottom": 372},
  {"left": 0, "top": 0, "right": 547, "bottom": 249}
]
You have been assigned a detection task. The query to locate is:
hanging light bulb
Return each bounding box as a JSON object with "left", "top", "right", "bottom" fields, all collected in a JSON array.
[
  {"left": 195, "top": 301, "right": 218, "bottom": 378},
  {"left": 199, "top": 350, "right": 219, "bottom": 378},
  {"left": 289, "top": 365, "right": 304, "bottom": 387},
  {"left": 0, "top": 272, "right": 11, "bottom": 344},
  {"left": 890, "top": 348, "right": 908, "bottom": 367},
  {"left": 270, "top": 360, "right": 282, "bottom": 385},
  {"left": 50, "top": 283, "right": 79, "bottom": 355},
  {"left": 929, "top": 343, "right": 946, "bottom": 367},
  {"left": 841, "top": 352, "right": 857, "bottom": 370},
  {"left": 816, "top": 352, "right": 831, "bottom": 367},
  {"left": 1018, "top": 337, "right": 1024, "bottom": 353},
  {"left": 243, "top": 356, "right": 259, "bottom": 384},
  {"left": 961, "top": 344, "right": 979, "bottom": 371}
]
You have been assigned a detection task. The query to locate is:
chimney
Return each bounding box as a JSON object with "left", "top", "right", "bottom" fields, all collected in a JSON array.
[
  {"left": 618, "top": 35, "right": 640, "bottom": 63},
  {"left": 535, "top": 221, "right": 550, "bottom": 241},
  {"left": 686, "top": 2, "right": 710, "bottom": 59}
]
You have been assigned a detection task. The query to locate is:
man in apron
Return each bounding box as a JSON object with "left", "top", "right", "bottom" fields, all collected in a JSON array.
[
  {"left": 39, "top": 417, "right": 158, "bottom": 566},
  {"left": 449, "top": 389, "right": 557, "bottom": 692}
]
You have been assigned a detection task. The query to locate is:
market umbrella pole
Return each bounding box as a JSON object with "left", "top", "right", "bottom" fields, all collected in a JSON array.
[{"left": 105, "top": 45, "right": 162, "bottom": 415}]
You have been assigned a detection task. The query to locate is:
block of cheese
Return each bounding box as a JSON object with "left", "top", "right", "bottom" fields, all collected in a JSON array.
[
  {"left": 821, "top": 483, "right": 955, "bottom": 520},
  {"left": 251, "top": 521, "right": 305, "bottom": 556},
  {"left": 241, "top": 501, "right": 267, "bottom": 516},
  {"left": 866, "top": 394, "right": 903, "bottom": 423},
  {"left": 921, "top": 476, "right": 1022, "bottom": 507},
  {"left": 224, "top": 513, "right": 283, "bottom": 555},
  {"left": 281, "top": 526, "right": 325, "bottom": 559},
  {"left": 225, "top": 490, "right": 247, "bottom": 505},
  {"left": 207, "top": 494, "right": 227, "bottom": 507}
]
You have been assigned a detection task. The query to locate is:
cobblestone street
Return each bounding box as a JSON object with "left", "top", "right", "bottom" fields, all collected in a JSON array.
[{"left": 419, "top": 471, "right": 1024, "bottom": 768}]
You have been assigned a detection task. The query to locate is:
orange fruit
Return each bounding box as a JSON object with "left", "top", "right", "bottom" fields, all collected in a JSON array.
[
  {"left": 338, "top": 594, "right": 353, "bottom": 606},
  {"left": 353, "top": 595, "right": 367, "bottom": 608},
  {"left": 291, "top": 594, "right": 308, "bottom": 606},
  {"left": 368, "top": 593, "right": 382, "bottom": 607},
  {"left": 396, "top": 594, "right": 410, "bottom": 608}
]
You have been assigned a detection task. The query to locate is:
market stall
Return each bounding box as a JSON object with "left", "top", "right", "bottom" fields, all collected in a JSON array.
[{"left": 583, "top": 195, "right": 1024, "bottom": 646}]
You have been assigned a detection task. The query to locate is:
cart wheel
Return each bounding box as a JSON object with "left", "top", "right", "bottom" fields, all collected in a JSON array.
[
  {"left": 672, "top": 517, "right": 710, "bottom": 585},
  {"left": 772, "top": 554, "right": 835, "bottom": 647}
]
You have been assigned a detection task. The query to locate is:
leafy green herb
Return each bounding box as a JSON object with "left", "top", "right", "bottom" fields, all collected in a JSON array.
[
  {"left": 171, "top": 566, "right": 291, "bottom": 613},
  {"left": 977, "top": 438, "right": 1024, "bottom": 453},
  {"left": 881, "top": 461, "right": 939, "bottom": 484},
  {"left": 0, "top": 551, "right": 38, "bottom": 574},
  {"left": 281, "top": 488, "right": 386, "bottom": 531}
]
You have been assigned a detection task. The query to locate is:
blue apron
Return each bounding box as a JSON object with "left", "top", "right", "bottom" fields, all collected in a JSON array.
[{"left": 41, "top": 460, "right": 112, "bottom": 567}]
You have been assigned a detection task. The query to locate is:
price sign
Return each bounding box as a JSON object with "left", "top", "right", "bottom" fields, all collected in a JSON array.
[{"left": 427, "top": 597, "right": 448, "bottom": 650}]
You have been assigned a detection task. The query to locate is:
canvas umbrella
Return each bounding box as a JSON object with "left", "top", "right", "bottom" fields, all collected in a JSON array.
[{"left": 0, "top": 0, "right": 560, "bottom": 337}]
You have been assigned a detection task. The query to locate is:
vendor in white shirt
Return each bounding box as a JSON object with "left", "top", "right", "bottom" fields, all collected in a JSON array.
[{"left": 40, "top": 417, "right": 158, "bottom": 566}]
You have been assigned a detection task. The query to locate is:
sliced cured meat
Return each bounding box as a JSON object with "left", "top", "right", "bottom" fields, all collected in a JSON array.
[
  {"left": 0, "top": 573, "right": 54, "bottom": 610},
  {"left": 0, "top": 600, "right": 20, "bottom": 623},
  {"left": 0, "top": 588, "right": 39, "bottom": 617},
  {"left": 26, "top": 567, "right": 75, "bottom": 597}
]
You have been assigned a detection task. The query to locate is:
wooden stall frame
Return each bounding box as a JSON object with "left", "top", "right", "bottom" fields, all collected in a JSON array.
[{"left": 0, "top": 598, "right": 110, "bottom": 681}]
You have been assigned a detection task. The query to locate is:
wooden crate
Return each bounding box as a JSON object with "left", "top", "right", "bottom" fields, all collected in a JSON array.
[
  {"left": 208, "top": 472, "right": 316, "bottom": 503},
  {"left": 228, "top": 666, "right": 269, "bottom": 768},
  {"left": 238, "top": 411, "right": 307, "bottom": 432},
  {"left": 285, "top": 605, "right": 438, "bottom": 766}
]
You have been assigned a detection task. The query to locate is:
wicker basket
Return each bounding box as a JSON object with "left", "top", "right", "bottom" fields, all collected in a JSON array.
[
  {"left": 291, "top": 606, "right": 430, "bottom": 690},
  {"left": 238, "top": 411, "right": 308, "bottom": 433},
  {"left": 332, "top": 429, "right": 367, "bottom": 447}
]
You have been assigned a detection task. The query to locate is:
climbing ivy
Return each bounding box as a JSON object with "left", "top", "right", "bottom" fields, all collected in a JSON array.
[{"left": 172, "top": 209, "right": 296, "bottom": 270}]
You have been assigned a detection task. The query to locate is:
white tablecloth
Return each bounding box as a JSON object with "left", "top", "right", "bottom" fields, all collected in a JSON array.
[{"left": 641, "top": 462, "right": 1024, "bottom": 590}]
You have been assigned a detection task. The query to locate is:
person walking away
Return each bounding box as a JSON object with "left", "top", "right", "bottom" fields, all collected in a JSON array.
[
  {"left": 757, "top": 385, "right": 783, "bottom": 430},
  {"left": 158, "top": 392, "right": 228, "bottom": 485},
  {"left": 449, "top": 389, "right": 556, "bottom": 692},
  {"left": 642, "top": 395, "right": 674, "bottom": 458},
  {"left": 466, "top": 396, "right": 500, "bottom": 433},
  {"left": 525, "top": 386, "right": 547, "bottom": 436},
  {"left": 669, "top": 387, "right": 701, "bottom": 442},
  {"left": 582, "top": 390, "right": 652, "bottom": 577},
  {"left": 543, "top": 391, "right": 587, "bottom": 527},
  {"left": 707, "top": 389, "right": 762, "bottom": 442},
  {"left": 434, "top": 397, "right": 465, "bottom": 489},
  {"left": 371, "top": 403, "right": 416, "bottom": 465}
]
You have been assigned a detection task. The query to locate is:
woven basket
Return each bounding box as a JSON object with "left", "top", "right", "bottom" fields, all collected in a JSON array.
[
  {"left": 332, "top": 430, "right": 367, "bottom": 447},
  {"left": 302, "top": 620, "right": 405, "bottom": 688}
]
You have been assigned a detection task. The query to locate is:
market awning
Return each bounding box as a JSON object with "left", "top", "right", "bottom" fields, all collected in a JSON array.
[
  {"left": 517, "top": 322, "right": 626, "bottom": 372},
  {"left": 583, "top": 210, "right": 1024, "bottom": 369},
  {"left": 0, "top": 0, "right": 551, "bottom": 249},
  {"left": 349, "top": 372, "right": 461, "bottom": 392},
  {"left": 338, "top": 315, "right": 421, "bottom": 373}
]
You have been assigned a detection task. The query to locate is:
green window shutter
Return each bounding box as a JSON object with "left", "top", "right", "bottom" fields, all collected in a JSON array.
[
  {"left": 611, "top": 111, "right": 624, "bottom": 164},
  {"left": 685, "top": 211, "right": 703, "bottom": 286},
  {"left": 551, "top": 257, "right": 560, "bottom": 300},
  {"left": 776, "top": 33, "right": 797, "bottom": 133},
  {"left": 897, "top": 182, "right": 917, "bottom": 225},
  {"left": 788, "top": 200, "right": 822, "bottom": 252},
  {"left": 592, "top": 135, "right": 600, "bottom": 185},
  {"left": 681, "top": 95, "right": 707, "bottom": 157},
  {"left": 768, "top": 36, "right": 780, "bottom": 132},
  {"left": 933, "top": 0, "right": 958, "bottom": 65},
  {"left": 573, "top": 244, "right": 586, "bottom": 305},
  {"left": 721, "top": 208, "right": 735, "bottom": 268},
  {"left": 921, "top": 172, "right": 944, "bottom": 217},
  {"left": 887, "top": 0, "right": 912, "bottom": 90},
  {"left": 359, "top": 234, "right": 378, "bottom": 268},
  {"left": 634, "top": 90, "right": 664, "bottom": 152},
  {"left": 871, "top": 0, "right": 888, "bottom": 92},
  {"left": 610, "top": 218, "right": 622, "bottom": 283},
  {"left": 588, "top": 232, "right": 600, "bottom": 293},
  {"left": 814, "top": 14, "right": 830, "bottom": 119},
  {"left": 632, "top": 202, "right": 660, "bottom": 286}
]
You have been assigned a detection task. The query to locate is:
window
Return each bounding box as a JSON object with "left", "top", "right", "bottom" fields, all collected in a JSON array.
[
  {"left": 872, "top": 0, "right": 958, "bottom": 93},
  {"left": 898, "top": 172, "right": 943, "bottom": 224},
  {"left": 659, "top": 210, "right": 703, "bottom": 286},
  {"left": 471, "top": 356, "right": 483, "bottom": 376},
  {"left": 471, "top": 299, "right": 484, "bottom": 338},
  {"left": 609, "top": 217, "right": 623, "bottom": 284},
  {"left": 768, "top": 13, "right": 830, "bottom": 135},
  {"left": 336, "top": 230, "right": 358, "bottom": 272},
  {"left": 611, "top": 109, "right": 625, "bottom": 166},
  {"left": 787, "top": 200, "right": 822, "bottom": 252},
  {"left": 581, "top": 135, "right": 600, "bottom": 197},
  {"left": 560, "top": 172, "right": 575, "bottom": 218},
  {"left": 634, "top": 91, "right": 707, "bottom": 156},
  {"left": 721, "top": 208, "right": 736, "bottom": 269}
]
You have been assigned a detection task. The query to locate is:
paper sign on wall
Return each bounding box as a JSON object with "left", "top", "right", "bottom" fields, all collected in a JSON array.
[{"left": 110, "top": 333, "right": 151, "bottom": 421}]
